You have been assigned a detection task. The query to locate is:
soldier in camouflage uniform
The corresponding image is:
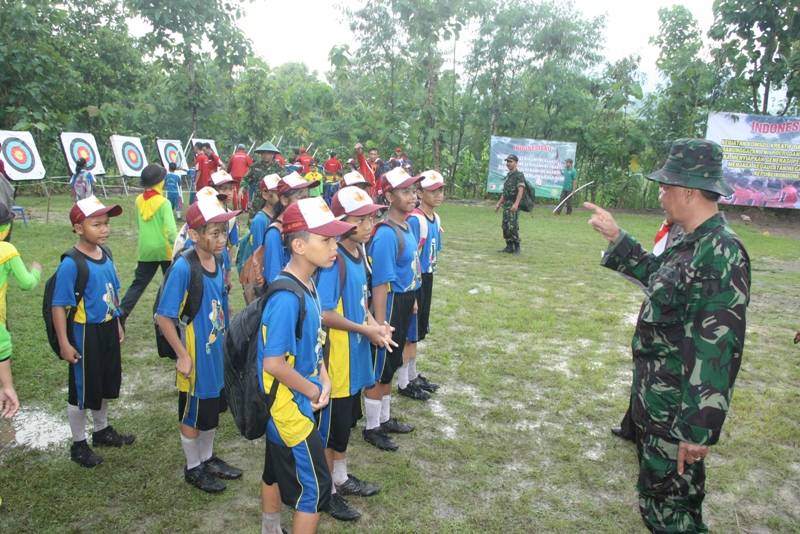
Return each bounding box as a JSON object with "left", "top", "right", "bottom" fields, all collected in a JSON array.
[
  {"left": 494, "top": 154, "right": 527, "bottom": 254},
  {"left": 242, "top": 142, "right": 286, "bottom": 221},
  {"left": 586, "top": 139, "right": 751, "bottom": 534}
]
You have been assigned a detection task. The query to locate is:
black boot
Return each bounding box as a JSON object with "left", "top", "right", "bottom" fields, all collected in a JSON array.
[
  {"left": 498, "top": 241, "right": 513, "bottom": 253},
  {"left": 511, "top": 242, "right": 520, "bottom": 255}
]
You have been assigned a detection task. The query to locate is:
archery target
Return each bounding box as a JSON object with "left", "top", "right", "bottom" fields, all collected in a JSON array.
[
  {"left": 156, "top": 139, "right": 186, "bottom": 172},
  {"left": 109, "top": 135, "right": 148, "bottom": 177},
  {"left": 0, "top": 130, "right": 46, "bottom": 181},
  {"left": 191, "top": 138, "right": 219, "bottom": 156},
  {"left": 60, "top": 132, "right": 106, "bottom": 175}
]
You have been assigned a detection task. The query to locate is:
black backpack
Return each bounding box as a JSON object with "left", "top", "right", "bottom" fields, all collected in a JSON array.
[
  {"left": 520, "top": 179, "right": 536, "bottom": 212},
  {"left": 224, "top": 275, "right": 306, "bottom": 440},
  {"left": 43, "top": 246, "right": 112, "bottom": 358},
  {"left": 153, "top": 249, "right": 217, "bottom": 360}
]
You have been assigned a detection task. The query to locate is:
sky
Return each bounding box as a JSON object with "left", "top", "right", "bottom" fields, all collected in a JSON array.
[{"left": 238, "top": 0, "right": 717, "bottom": 91}]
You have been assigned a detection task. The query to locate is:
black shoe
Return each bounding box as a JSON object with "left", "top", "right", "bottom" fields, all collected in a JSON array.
[
  {"left": 411, "top": 375, "right": 439, "bottom": 392},
  {"left": 203, "top": 456, "right": 243, "bottom": 480},
  {"left": 498, "top": 242, "right": 513, "bottom": 253},
  {"left": 511, "top": 243, "right": 520, "bottom": 255},
  {"left": 398, "top": 382, "right": 430, "bottom": 401},
  {"left": 70, "top": 440, "right": 103, "bottom": 468},
  {"left": 336, "top": 474, "right": 381, "bottom": 497},
  {"left": 92, "top": 425, "right": 136, "bottom": 447},
  {"left": 184, "top": 464, "right": 226, "bottom": 493},
  {"left": 611, "top": 427, "right": 635, "bottom": 442},
  {"left": 362, "top": 428, "right": 398, "bottom": 451},
  {"left": 327, "top": 493, "right": 361, "bottom": 521},
  {"left": 380, "top": 417, "right": 414, "bottom": 434}
]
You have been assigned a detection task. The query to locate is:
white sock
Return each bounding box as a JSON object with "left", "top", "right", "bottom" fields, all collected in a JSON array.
[
  {"left": 180, "top": 433, "right": 202, "bottom": 469},
  {"left": 397, "top": 364, "right": 410, "bottom": 389},
  {"left": 197, "top": 429, "right": 216, "bottom": 463},
  {"left": 408, "top": 358, "right": 418, "bottom": 380},
  {"left": 332, "top": 459, "right": 348, "bottom": 486},
  {"left": 380, "top": 395, "right": 391, "bottom": 424},
  {"left": 91, "top": 399, "right": 109, "bottom": 432},
  {"left": 364, "top": 398, "right": 382, "bottom": 430},
  {"left": 261, "top": 512, "right": 281, "bottom": 534},
  {"left": 67, "top": 404, "right": 87, "bottom": 443}
]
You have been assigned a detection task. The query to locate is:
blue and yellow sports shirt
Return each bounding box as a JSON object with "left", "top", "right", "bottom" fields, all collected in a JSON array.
[
  {"left": 368, "top": 222, "right": 421, "bottom": 293},
  {"left": 52, "top": 249, "right": 121, "bottom": 324}
]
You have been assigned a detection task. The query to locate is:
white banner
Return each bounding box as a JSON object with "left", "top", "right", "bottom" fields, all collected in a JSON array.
[
  {"left": 0, "top": 131, "right": 46, "bottom": 181},
  {"left": 60, "top": 132, "right": 106, "bottom": 175},
  {"left": 110, "top": 135, "right": 148, "bottom": 177}
]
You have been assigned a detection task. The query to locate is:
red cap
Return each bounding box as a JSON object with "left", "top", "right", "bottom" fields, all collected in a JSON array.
[
  {"left": 282, "top": 197, "right": 356, "bottom": 237},
  {"left": 185, "top": 186, "right": 241, "bottom": 229},
  {"left": 331, "top": 186, "right": 387, "bottom": 217},
  {"left": 70, "top": 196, "right": 123, "bottom": 225},
  {"left": 277, "top": 171, "right": 319, "bottom": 194},
  {"left": 380, "top": 167, "right": 423, "bottom": 192}
]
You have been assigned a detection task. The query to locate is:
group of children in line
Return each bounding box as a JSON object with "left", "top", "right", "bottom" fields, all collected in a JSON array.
[{"left": 0, "top": 147, "right": 446, "bottom": 533}]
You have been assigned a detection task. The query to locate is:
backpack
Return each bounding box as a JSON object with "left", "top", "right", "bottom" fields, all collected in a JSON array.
[
  {"left": 43, "top": 246, "right": 112, "bottom": 358},
  {"left": 240, "top": 221, "right": 282, "bottom": 304},
  {"left": 520, "top": 179, "right": 536, "bottom": 212},
  {"left": 235, "top": 229, "right": 253, "bottom": 275},
  {"left": 224, "top": 276, "right": 306, "bottom": 440},
  {"left": 372, "top": 219, "right": 406, "bottom": 258},
  {"left": 153, "top": 248, "right": 214, "bottom": 360}
]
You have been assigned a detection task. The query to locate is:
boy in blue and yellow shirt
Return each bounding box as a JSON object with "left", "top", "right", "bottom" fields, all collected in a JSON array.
[
  {"left": 401, "top": 170, "right": 445, "bottom": 397},
  {"left": 258, "top": 197, "right": 354, "bottom": 534},
  {"left": 316, "top": 186, "right": 394, "bottom": 521},
  {"left": 156, "top": 192, "right": 243, "bottom": 493},
  {"left": 52, "top": 196, "right": 134, "bottom": 467}
]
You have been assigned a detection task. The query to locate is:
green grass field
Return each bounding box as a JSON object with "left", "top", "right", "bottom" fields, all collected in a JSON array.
[{"left": 0, "top": 195, "right": 798, "bottom": 533}]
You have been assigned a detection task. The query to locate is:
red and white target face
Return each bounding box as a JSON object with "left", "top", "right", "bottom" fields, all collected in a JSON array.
[
  {"left": 2, "top": 137, "right": 35, "bottom": 173},
  {"left": 121, "top": 141, "right": 144, "bottom": 171},
  {"left": 11, "top": 147, "right": 26, "bottom": 164}
]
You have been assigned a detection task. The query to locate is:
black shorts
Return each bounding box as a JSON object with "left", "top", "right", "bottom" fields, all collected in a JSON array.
[
  {"left": 317, "top": 394, "right": 362, "bottom": 453},
  {"left": 68, "top": 320, "right": 121, "bottom": 410},
  {"left": 178, "top": 390, "right": 227, "bottom": 431},
  {"left": 372, "top": 290, "right": 416, "bottom": 385},
  {"left": 262, "top": 432, "right": 332, "bottom": 513},
  {"left": 415, "top": 273, "right": 434, "bottom": 342}
]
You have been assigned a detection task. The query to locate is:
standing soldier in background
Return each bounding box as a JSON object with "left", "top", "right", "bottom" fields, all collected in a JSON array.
[
  {"left": 241, "top": 142, "right": 284, "bottom": 220},
  {"left": 586, "top": 139, "right": 751, "bottom": 534},
  {"left": 226, "top": 144, "right": 253, "bottom": 210},
  {"left": 554, "top": 158, "right": 577, "bottom": 215},
  {"left": 494, "top": 154, "right": 525, "bottom": 255}
]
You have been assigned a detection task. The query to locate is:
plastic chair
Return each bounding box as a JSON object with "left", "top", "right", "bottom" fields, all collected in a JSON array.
[{"left": 11, "top": 205, "right": 28, "bottom": 225}]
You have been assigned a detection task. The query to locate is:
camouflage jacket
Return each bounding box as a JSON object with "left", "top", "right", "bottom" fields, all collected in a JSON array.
[
  {"left": 502, "top": 170, "right": 526, "bottom": 206},
  {"left": 602, "top": 213, "right": 751, "bottom": 446},
  {"left": 242, "top": 160, "right": 285, "bottom": 188}
]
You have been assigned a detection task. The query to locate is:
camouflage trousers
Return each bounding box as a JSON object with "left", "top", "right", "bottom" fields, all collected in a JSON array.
[
  {"left": 637, "top": 431, "right": 707, "bottom": 534},
  {"left": 501, "top": 205, "right": 520, "bottom": 244}
]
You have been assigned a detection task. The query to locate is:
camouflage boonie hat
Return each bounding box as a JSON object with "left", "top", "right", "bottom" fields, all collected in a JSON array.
[
  {"left": 648, "top": 138, "right": 733, "bottom": 196},
  {"left": 254, "top": 141, "right": 280, "bottom": 154}
]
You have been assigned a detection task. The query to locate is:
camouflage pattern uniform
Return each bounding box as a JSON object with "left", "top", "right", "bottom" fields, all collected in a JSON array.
[
  {"left": 242, "top": 159, "right": 285, "bottom": 220},
  {"left": 602, "top": 139, "right": 750, "bottom": 533},
  {"left": 501, "top": 169, "right": 526, "bottom": 247}
]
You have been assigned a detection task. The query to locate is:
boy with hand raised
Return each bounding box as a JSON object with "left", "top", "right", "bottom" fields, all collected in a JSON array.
[
  {"left": 52, "top": 196, "right": 134, "bottom": 467},
  {"left": 155, "top": 191, "right": 243, "bottom": 493},
  {"left": 316, "top": 186, "right": 395, "bottom": 521},
  {"left": 258, "top": 197, "right": 355, "bottom": 534}
]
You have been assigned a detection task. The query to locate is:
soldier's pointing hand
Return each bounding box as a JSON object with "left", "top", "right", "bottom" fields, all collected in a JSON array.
[{"left": 584, "top": 202, "right": 620, "bottom": 242}]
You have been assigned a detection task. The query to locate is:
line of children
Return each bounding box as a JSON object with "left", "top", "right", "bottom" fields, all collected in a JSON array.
[
  {"left": 363, "top": 167, "right": 423, "bottom": 451},
  {"left": 316, "top": 186, "right": 395, "bottom": 520},
  {"left": 155, "top": 191, "right": 243, "bottom": 492},
  {"left": 52, "top": 196, "right": 135, "bottom": 467},
  {"left": 119, "top": 164, "right": 178, "bottom": 322},
  {"left": 400, "top": 170, "right": 445, "bottom": 399},
  {"left": 257, "top": 197, "right": 355, "bottom": 534}
]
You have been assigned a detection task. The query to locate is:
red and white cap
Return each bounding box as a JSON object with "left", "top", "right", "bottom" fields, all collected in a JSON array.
[
  {"left": 342, "top": 170, "right": 368, "bottom": 187},
  {"left": 381, "top": 166, "right": 422, "bottom": 192},
  {"left": 70, "top": 195, "right": 123, "bottom": 225},
  {"left": 211, "top": 169, "right": 236, "bottom": 187},
  {"left": 419, "top": 169, "right": 445, "bottom": 191},
  {"left": 278, "top": 171, "right": 319, "bottom": 194},
  {"left": 186, "top": 186, "right": 241, "bottom": 229},
  {"left": 331, "top": 186, "right": 387, "bottom": 217},
  {"left": 282, "top": 197, "right": 356, "bottom": 237},
  {"left": 259, "top": 173, "right": 282, "bottom": 191}
]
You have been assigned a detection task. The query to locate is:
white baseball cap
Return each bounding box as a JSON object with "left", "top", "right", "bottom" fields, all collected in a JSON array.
[
  {"left": 70, "top": 195, "right": 122, "bottom": 224},
  {"left": 211, "top": 169, "right": 235, "bottom": 187},
  {"left": 342, "top": 170, "right": 368, "bottom": 186},
  {"left": 278, "top": 171, "right": 319, "bottom": 194},
  {"left": 186, "top": 186, "right": 241, "bottom": 229},
  {"left": 419, "top": 169, "right": 445, "bottom": 191},
  {"left": 331, "top": 186, "right": 387, "bottom": 217},
  {"left": 381, "top": 167, "right": 422, "bottom": 192},
  {"left": 282, "top": 197, "right": 356, "bottom": 237},
  {"left": 260, "top": 173, "right": 281, "bottom": 191}
]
